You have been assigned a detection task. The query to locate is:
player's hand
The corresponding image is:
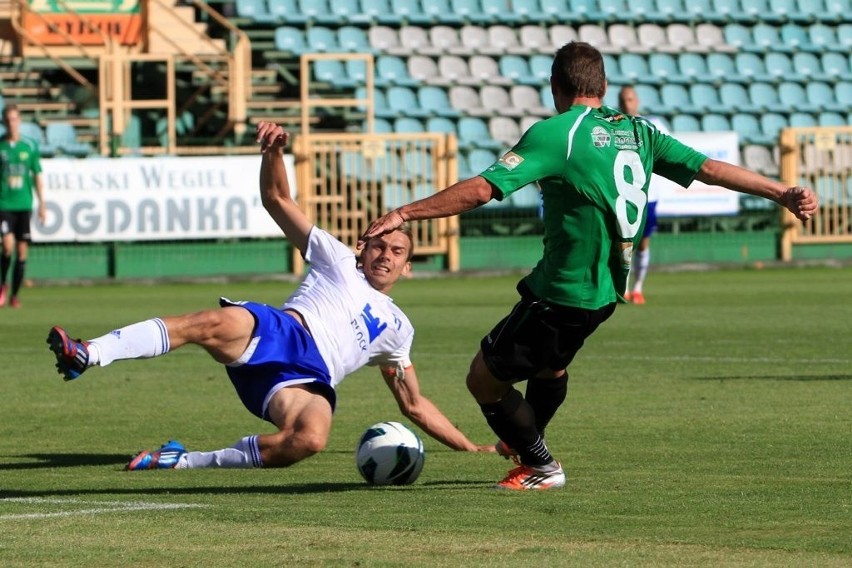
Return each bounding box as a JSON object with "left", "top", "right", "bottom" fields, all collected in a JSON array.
[
  {"left": 475, "top": 444, "right": 498, "bottom": 453},
  {"left": 256, "top": 122, "right": 289, "bottom": 154},
  {"left": 37, "top": 203, "right": 47, "bottom": 225},
  {"left": 357, "top": 209, "right": 406, "bottom": 250},
  {"left": 779, "top": 186, "right": 818, "bottom": 222}
]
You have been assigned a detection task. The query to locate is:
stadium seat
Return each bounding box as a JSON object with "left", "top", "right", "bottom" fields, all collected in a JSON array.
[
  {"left": 513, "top": 0, "right": 550, "bottom": 23},
  {"left": 390, "top": 0, "right": 438, "bottom": 25},
  {"left": 540, "top": 0, "right": 572, "bottom": 22},
  {"left": 633, "top": 84, "right": 662, "bottom": 113},
  {"left": 759, "top": 113, "right": 787, "bottom": 145},
  {"left": 460, "top": 25, "right": 501, "bottom": 55},
  {"left": 418, "top": 86, "right": 462, "bottom": 117},
  {"left": 540, "top": 85, "right": 555, "bottom": 110},
  {"left": 345, "top": 59, "right": 367, "bottom": 85},
  {"left": 817, "top": 0, "right": 848, "bottom": 24},
  {"left": 297, "top": 0, "right": 341, "bottom": 25},
  {"left": 839, "top": 23, "right": 852, "bottom": 50},
  {"left": 387, "top": 86, "right": 429, "bottom": 118},
  {"left": 659, "top": 84, "right": 695, "bottom": 114},
  {"left": 426, "top": 116, "right": 457, "bottom": 134},
  {"left": 437, "top": 55, "right": 478, "bottom": 85},
  {"left": 368, "top": 26, "right": 400, "bottom": 51},
  {"left": 719, "top": 82, "right": 755, "bottom": 113},
  {"left": 451, "top": 0, "right": 490, "bottom": 24},
  {"left": 817, "top": 112, "right": 845, "bottom": 127},
  {"left": 235, "top": 0, "right": 277, "bottom": 23},
  {"left": 267, "top": 0, "right": 304, "bottom": 24},
  {"left": 779, "top": 81, "right": 817, "bottom": 113},
  {"left": 671, "top": 114, "right": 700, "bottom": 132},
  {"left": 619, "top": 53, "right": 656, "bottom": 84},
  {"left": 404, "top": 151, "right": 434, "bottom": 182},
  {"left": 430, "top": 25, "right": 463, "bottom": 54},
  {"left": 789, "top": 113, "right": 817, "bottom": 128},
  {"left": 765, "top": 53, "right": 797, "bottom": 82},
  {"left": 510, "top": 84, "right": 552, "bottom": 116},
  {"left": 707, "top": 53, "right": 740, "bottom": 83},
  {"left": 821, "top": 52, "right": 851, "bottom": 81},
  {"left": 780, "top": 23, "right": 816, "bottom": 52},
  {"left": 360, "top": 0, "right": 401, "bottom": 26},
  {"left": 743, "top": 144, "right": 779, "bottom": 177},
  {"left": 519, "top": 25, "right": 551, "bottom": 53},
  {"left": 369, "top": 118, "right": 393, "bottom": 133},
  {"left": 449, "top": 86, "right": 490, "bottom": 117},
  {"left": 408, "top": 55, "right": 442, "bottom": 84},
  {"left": 749, "top": 82, "right": 786, "bottom": 113},
  {"left": 695, "top": 23, "right": 736, "bottom": 53},
  {"left": 809, "top": 23, "right": 839, "bottom": 52},
  {"left": 46, "top": 122, "right": 94, "bottom": 157},
  {"left": 338, "top": 26, "right": 370, "bottom": 52},
  {"left": 602, "top": 54, "right": 625, "bottom": 83},
  {"left": 394, "top": 117, "right": 425, "bottom": 133},
  {"left": 488, "top": 116, "right": 521, "bottom": 148},
  {"left": 792, "top": 52, "right": 828, "bottom": 82},
  {"left": 655, "top": 0, "right": 690, "bottom": 23},
  {"left": 481, "top": 0, "right": 521, "bottom": 24},
  {"left": 458, "top": 117, "right": 503, "bottom": 149},
  {"left": 467, "top": 148, "right": 499, "bottom": 174},
  {"left": 357, "top": 87, "right": 394, "bottom": 119},
  {"left": 489, "top": 25, "right": 529, "bottom": 55},
  {"left": 19, "top": 121, "right": 55, "bottom": 156},
  {"left": 329, "top": 0, "right": 372, "bottom": 25},
  {"left": 469, "top": 55, "right": 512, "bottom": 85},
  {"left": 723, "top": 24, "right": 755, "bottom": 51},
  {"left": 608, "top": 23, "right": 644, "bottom": 53},
  {"left": 677, "top": 52, "right": 709, "bottom": 81},
  {"left": 649, "top": 53, "right": 687, "bottom": 83},
  {"left": 832, "top": 81, "right": 852, "bottom": 111},
  {"left": 701, "top": 113, "right": 731, "bottom": 132},
  {"left": 306, "top": 27, "right": 340, "bottom": 52},
  {"left": 425, "top": 0, "right": 464, "bottom": 25},
  {"left": 549, "top": 24, "right": 579, "bottom": 49},
  {"left": 578, "top": 24, "right": 611, "bottom": 51},
  {"left": 637, "top": 24, "right": 669, "bottom": 52},
  {"left": 731, "top": 113, "right": 763, "bottom": 144},
  {"left": 341, "top": 150, "right": 401, "bottom": 183},
  {"left": 274, "top": 26, "right": 306, "bottom": 55},
  {"left": 568, "top": 0, "right": 605, "bottom": 22},
  {"left": 689, "top": 83, "right": 725, "bottom": 114},
  {"left": 752, "top": 23, "right": 787, "bottom": 53},
  {"left": 314, "top": 59, "right": 358, "bottom": 88},
  {"left": 686, "top": 0, "right": 724, "bottom": 23},
  {"left": 666, "top": 24, "right": 701, "bottom": 53},
  {"left": 746, "top": 1, "right": 784, "bottom": 23},
  {"left": 481, "top": 85, "right": 525, "bottom": 117},
  {"left": 530, "top": 54, "right": 553, "bottom": 82},
  {"left": 806, "top": 81, "right": 843, "bottom": 113},
  {"left": 376, "top": 55, "right": 418, "bottom": 87},
  {"left": 712, "top": 0, "right": 752, "bottom": 22},
  {"left": 499, "top": 55, "right": 538, "bottom": 85},
  {"left": 735, "top": 53, "right": 772, "bottom": 83},
  {"left": 390, "top": 25, "right": 432, "bottom": 56},
  {"left": 769, "top": 0, "right": 812, "bottom": 24}
]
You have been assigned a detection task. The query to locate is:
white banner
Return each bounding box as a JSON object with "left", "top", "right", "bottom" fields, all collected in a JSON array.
[
  {"left": 33, "top": 155, "right": 297, "bottom": 242},
  {"left": 654, "top": 131, "right": 741, "bottom": 217}
]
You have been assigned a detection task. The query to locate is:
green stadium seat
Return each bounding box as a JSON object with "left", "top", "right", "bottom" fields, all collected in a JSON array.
[
  {"left": 426, "top": 116, "right": 457, "bottom": 135},
  {"left": 759, "top": 113, "right": 787, "bottom": 144},
  {"left": 274, "top": 26, "right": 306, "bottom": 55},
  {"left": 745, "top": 0, "right": 784, "bottom": 23},
  {"left": 677, "top": 53, "right": 708, "bottom": 81},
  {"left": 599, "top": 0, "right": 628, "bottom": 22},
  {"left": 701, "top": 113, "right": 731, "bottom": 132},
  {"left": 619, "top": 53, "right": 657, "bottom": 85},
  {"left": 817, "top": 112, "right": 845, "bottom": 127},
  {"left": 345, "top": 59, "right": 367, "bottom": 85},
  {"left": 720, "top": 82, "right": 757, "bottom": 113},
  {"left": 723, "top": 23, "right": 755, "bottom": 51},
  {"left": 769, "top": 0, "right": 813, "bottom": 24},
  {"left": 765, "top": 53, "right": 797, "bottom": 82},
  {"left": 832, "top": 81, "right": 851, "bottom": 111},
  {"left": 512, "top": 0, "right": 551, "bottom": 23},
  {"left": 659, "top": 84, "right": 696, "bottom": 114},
  {"left": 753, "top": 23, "right": 788, "bottom": 52},
  {"left": 269, "top": 0, "right": 306, "bottom": 24},
  {"left": 820, "top": 52, "right": 850, "bottom": 81},
  {"left": 735, "top": 53, "right": 773, "bottom": 83},
  {"left": 749, "top": 82, "right": 786, "bottom": 113},
  {"left": 530, "top": 54, "right": 554, "bottom": 82},
  {"left": 809, "top": 23, "right": 840, "bottom": 52},
  {"left": 686, "top": 0, "right": 724, "bottom": 23},
  {"left": 376, "top": 55, "right": 418, "bottom": 87},
  {"left": 481, "top": 0, "right": 522, "bottom": 24},
  {"left": 792, "top": 52, "right": 829, "bottom": 82},
  {"left": 671, "top": 114, "right": 700, "bottom": 132},
  {"left": 541, "top": 0, "right": 576, "bottom": 23},
  {"left": 731, "top": 113, "right": 763, "bottom": 144},
  {"left": 499, "top": 55, "right": 538, "bottom": 85},
  {"left": 387, "top": 86, "right": 428, "bottom": 118},
  {"left": 815, "top": 0, "right": 848, "bottom": 24},
  {"left": 569, "top": 0, "right": 605, "bottom": 22},
  {"left": 394, "top": 117, "right": 424, "bottom": 133},
  {"left": 805, "top": 81, "right": 842, "bottom": 113},
  {"left": 458, "top": 117, "right": 502, "bottom": 150},
  {"left": 46, "top": 122, "right": 95, "bottom": 157},
  {"left": 306, "top": 27, "right": 340, "bottom": 52},
  {"left": 779, "top": 82, "right": 816, "bottom": 113},
  {"left": 419, "top": 86, "right": 461, "bottom": 118},
  {"left": 634, "top": 84, "right": 662, "bottom": 114},
  {"left": 390, "top": 0, "right": 438, "bottom": 25},
  {"left": 649, "top": 53, "right": 687, "bottom": 84},
  {"left": 713, "top": 0, "right": 752, "bottom": 23},
  {"left": 689, "top": 83, "right": 726, "bottom": 114},
  {"left": 426, "top": 0, "right": 464, "bottom": 25},
  {"left": 297, "top": 0, "right": 342, "bottom": 25},
  {"left": 314, "top": 59, "right": 359, "bottom": 88},
  {"left": 451, "top": 0, "right": 490, "bottom": 25},
  {"left": 655, "top": 0, "right": 690, "bottom": 23},
  {"left": 838, "top": 23, "right": 852, "bottom": 51},
  {"left": 366, "top": 117, "right": 393, "bottom": 133},
  {"left": 789, "top": 113, "right": 817, "bottom": 128},
  {"left": 707, "top": 53, "right": 740, "bottom": 83},
  {"left": 235, "top": 0, "right": 277, "bottom": 23},
  {"left": 329, "top": 0, "right": 372, "bottom": 25},
  {"left": 466, "top": 148, "right": 499, "bottom": 176},
  {"left": 338, "top": 26, "right": 370, "bottom": 52}
]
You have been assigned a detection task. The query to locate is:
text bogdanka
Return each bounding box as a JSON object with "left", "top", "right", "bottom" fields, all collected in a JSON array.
[{"left": 37, "top": 165, "right": 254, "bottom": 237}]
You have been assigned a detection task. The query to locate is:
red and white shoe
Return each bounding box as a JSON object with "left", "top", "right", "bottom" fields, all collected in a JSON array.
[
  {"left": 630, "top": 291, "right": 646, "bottom": 305},
  {"left": 0, "top": 284, "right": 6, "bottom": 307},
  {"left": 495, "top": 462, "right": 565, "bottom": 491},
  {"left": 495, "top": 440, "right": 521, "bottom": 465}
]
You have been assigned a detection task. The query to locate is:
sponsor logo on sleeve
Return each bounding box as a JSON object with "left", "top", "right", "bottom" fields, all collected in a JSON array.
[
  {"left": 591, "top": 126, "right": 611, "bottom": 148},
  {"left": 496, "top": 151, "right": 524, "bottom": 170}
]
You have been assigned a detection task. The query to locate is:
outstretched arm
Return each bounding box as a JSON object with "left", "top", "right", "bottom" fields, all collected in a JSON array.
[
  {"left": 695, "top": 158, "right": 818, "bottom": 222},
  {"left": 257, "top": 121, "right": 313, "bottom": 256},
  {"left": 358, "top": 176, "right": 497, "bottom": 247},
  {"left": 381, "top": 365, "right": 495, "bottom": 452}
]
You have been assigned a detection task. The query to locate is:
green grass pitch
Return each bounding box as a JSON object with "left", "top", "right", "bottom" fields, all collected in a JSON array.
[{"left": 1, "top": 267, "right": 850, "bottom": 567}]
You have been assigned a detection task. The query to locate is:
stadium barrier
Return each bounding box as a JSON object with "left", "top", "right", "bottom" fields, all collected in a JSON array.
[{"left": 780, "top": 125, "right": 852, "bottom": 260}]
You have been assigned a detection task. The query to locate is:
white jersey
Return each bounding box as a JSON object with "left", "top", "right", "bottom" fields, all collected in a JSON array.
[{"left": 282, "top": 227, "right": 414, "bottom": 387}]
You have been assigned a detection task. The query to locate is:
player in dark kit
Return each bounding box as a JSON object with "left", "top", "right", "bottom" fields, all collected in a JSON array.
[{"left": 361, "top": 42, "right": 818, "bottom": 490}]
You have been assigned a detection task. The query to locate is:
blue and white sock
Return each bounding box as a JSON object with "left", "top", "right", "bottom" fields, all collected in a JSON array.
[
  {"left": 87, "top": 318, "right": 170, "bottom": 367},
  {"left": 176, "top": 435, "right": 263, "bottom": 469}
]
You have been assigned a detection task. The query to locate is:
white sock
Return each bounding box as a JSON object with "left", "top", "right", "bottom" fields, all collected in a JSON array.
[
  {"left": 87, "top": 318, "right": 170, "bottom": 367},
  {"left": 176, "top": 435, "right": 263, "bottom": 469},
  {"left": 632, "top": 249, "right": 650, "bottom": 293}
]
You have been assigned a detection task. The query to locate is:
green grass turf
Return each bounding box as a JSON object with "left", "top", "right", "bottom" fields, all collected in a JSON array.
[{"left": 1, "top": 267, "right": 850, "bottom": 567}]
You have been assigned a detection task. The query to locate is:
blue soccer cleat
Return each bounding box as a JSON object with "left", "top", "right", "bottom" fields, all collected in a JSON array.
[
  {"left": 47, "top": 326, "right": 90, "bottom": 381},
  {"left": 126, "top": 440, "right": 187, "bottom": 471}
]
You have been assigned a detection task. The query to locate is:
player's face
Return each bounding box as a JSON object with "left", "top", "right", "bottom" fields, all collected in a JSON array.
[
  {"left": 619, "top": 88, "right": 639, "bottom": 116},
  {"left": 360, "top": 231, "right": 412, "bottom": 293},
  {"left": 3, "top": 109, "right": 20, "bottom": 137}
]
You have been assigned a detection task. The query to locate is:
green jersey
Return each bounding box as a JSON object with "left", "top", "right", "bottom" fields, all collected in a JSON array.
[
  {"left": 480, "top": 105, "right": 707, "bottom": 309},
  {"left": 0, "top": 136, "right": 42, "bottom": 212}
]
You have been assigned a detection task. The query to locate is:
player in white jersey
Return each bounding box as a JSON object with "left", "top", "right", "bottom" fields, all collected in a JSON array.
[
  {"left": 618, "top": 85, "right": 669, "bottom": 305},
  {"left": 47, "top": 122, "right": 494, "bottom": 471}
]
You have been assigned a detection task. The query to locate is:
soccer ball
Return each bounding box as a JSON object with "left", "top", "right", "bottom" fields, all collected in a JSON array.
[{"left": 355, "top": 421, "right": 425, "bottom": 486}]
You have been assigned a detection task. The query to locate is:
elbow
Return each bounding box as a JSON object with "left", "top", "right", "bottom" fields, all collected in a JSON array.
[
  {"left": 697, "top": 158, "right": 722, "bottom": 185},
  {"left": 473, "top": 177, "right": 498, "bottom": 206}
]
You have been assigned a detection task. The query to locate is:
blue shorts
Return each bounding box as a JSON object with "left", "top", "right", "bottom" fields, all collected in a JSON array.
[
  {"left": 643, "top": 201, "right": 658, "bottom": 239},
  {"left": 219, "top": 299, "right": 335, "bottom": 422}
]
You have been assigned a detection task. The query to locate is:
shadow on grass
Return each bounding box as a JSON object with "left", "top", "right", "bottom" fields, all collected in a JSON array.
[
  {"left": 0, "top": 453, "right": 130, "bottom": 470},
  {"left": 0, "top": 479, "right": 488, "bottom": 499},
  {"left": 695, "top": 374, "right": 852, "bottom": 381}
]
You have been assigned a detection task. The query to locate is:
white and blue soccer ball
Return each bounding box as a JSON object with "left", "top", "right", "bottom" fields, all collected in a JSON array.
[{"left": 356, "top": 421, "right": 425, "bottom": 486}]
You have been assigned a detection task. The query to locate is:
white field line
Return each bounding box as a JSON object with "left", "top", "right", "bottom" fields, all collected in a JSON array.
[
  {"left": 416, "top": 352, "right": 852, "bottom": 365},
  {"left": 0, "top": 497, "right": 208, "bottom": 520}
]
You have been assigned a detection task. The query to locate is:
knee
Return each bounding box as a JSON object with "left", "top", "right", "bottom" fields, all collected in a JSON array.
[
  {"left": 466, "top": 354, "right": 504, "bottom": 403},
  {"left": 262, "top": 429, "right": 328, "bottom": 468}
]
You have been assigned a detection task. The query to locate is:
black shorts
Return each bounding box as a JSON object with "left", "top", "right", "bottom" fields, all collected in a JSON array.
[
  {"left": 480, "top": 281, "right": 616, "bottom": 382},
  {"left": 0, "top": 210, "right": 32, "bottom": 242}
]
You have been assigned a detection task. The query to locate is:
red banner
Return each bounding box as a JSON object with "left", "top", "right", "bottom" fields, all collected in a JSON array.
[{"left": 23, "top": 12, "right": 142, "bottom": 46}]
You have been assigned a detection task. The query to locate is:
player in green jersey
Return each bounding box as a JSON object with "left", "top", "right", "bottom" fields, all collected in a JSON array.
[
  {"left": 0, "top": 104, "right": 45, "bottom": 308},
  {"left": 360, "top": 42, "right": 818, "bottom": 491}
]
